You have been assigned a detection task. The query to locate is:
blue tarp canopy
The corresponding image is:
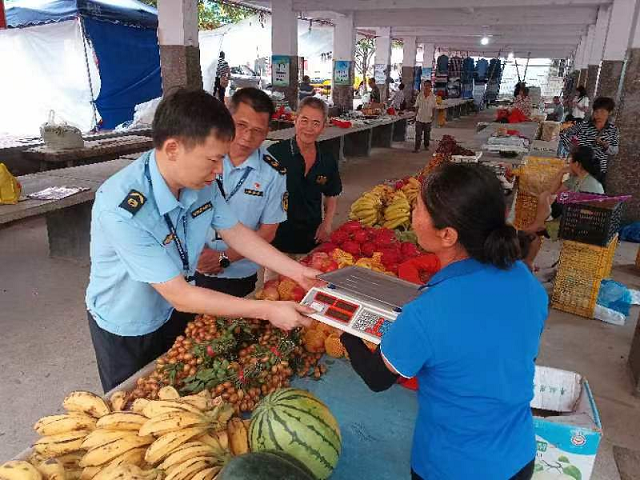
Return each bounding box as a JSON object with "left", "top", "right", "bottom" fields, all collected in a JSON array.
[
  {"left": 6, "top": 0, "right": 158, "bottom": 29},
  {"left": 5, "top": 0, "right": 161, "bottom": 129}
]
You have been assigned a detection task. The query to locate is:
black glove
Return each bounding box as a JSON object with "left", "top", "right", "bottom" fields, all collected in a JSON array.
[{"left": 340, "top": 333, "right": 399, "bottom": 392}]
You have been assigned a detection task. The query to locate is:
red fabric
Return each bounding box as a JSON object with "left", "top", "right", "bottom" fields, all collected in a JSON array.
[
  {"left": 398, "top": 254, "right": 441, "bottom": 285},
  {"left": 495, "top": 109, "right": 509, "bottom": 122},
  {"left": 387, "top": 107, "right": 397, "bottom": 115},
  {"left": 399, "top": 377, "right": 419, "bottom": 390},
  {"left": 272, "top": 105, "right": 285, "bottom": 119},
  {"left": 331, "top": 119, "right": 352, "bottom": 128},
  {"left": 0, "top": 1, "right": 6, "bottom": 29},
  {"left": 508, "top": 109, "right": 528, "bottom": 123}
]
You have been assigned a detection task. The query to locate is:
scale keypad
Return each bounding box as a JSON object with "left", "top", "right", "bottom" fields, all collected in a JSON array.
[{"left": 352, "top": 310, "right": 392, "bottom": 338}]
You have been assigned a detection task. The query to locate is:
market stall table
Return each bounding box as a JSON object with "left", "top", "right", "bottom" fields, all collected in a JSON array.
[
  {"left": 470, "top": 121, "right": 541, "bottom": 165},
  {"left": 22, "top": 135, "right": 152, "bottom": 171},
  {"left": 435, "top": 98, "right": 476, "bottom": 126},
  {"left": 0, "top": 158, "right": 135, "bottom": 263}
]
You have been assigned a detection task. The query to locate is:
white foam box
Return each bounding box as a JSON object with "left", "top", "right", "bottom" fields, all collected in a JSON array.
[{"left": 531, "top": 366, "right": 602, "bottom": 479}]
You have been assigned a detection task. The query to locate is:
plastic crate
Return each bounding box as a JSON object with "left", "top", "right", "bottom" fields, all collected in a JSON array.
[
  {"left": 559, "top": 199, "right": 623, "bottom": 247},
  {"left": 514, "top": 191, "right": 539, "bottom": 230},
  {"left": 552, "top": 235, "right": 618, "bottom": 318}
]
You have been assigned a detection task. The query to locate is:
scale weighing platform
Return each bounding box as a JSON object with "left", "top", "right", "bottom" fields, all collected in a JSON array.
[{"left": 301, "top": 266, "right": 422, "bottom": 344}]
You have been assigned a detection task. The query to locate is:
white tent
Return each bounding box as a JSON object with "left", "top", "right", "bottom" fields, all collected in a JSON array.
[{"left": 0, "top": 19, "right": 101, "bottom": 136}]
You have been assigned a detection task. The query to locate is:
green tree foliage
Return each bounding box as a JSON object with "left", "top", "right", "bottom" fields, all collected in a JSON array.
[{"left": 139, "top": 0, "right": 254, "bottom": 30}]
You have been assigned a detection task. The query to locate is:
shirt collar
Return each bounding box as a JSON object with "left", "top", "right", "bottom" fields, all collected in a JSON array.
[
  {"left": 225, "top": 148, "right": 261, "bottom": 172},
  {"left": 423, "top": 258, "right": 486, "bottom": 288},
  {"left": 148, "top": 151, "right": 197, "bottom": 215}
]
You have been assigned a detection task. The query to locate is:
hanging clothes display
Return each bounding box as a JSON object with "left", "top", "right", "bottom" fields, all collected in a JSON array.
[
  {"left": 436, "top": 54, "right": 449, "bottom": 75},
  {"left": 475, "top": 58, "right": 489, "bottom": 84},
  {"left": 448, "top": 56, "right": 463, "bottom": 78}
]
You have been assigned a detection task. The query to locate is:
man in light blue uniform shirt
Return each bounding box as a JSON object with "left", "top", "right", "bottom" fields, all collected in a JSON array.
[
  {"left": 195, "top": 88, "right": 287, "bottom": 297},
  {"left": 85, "top": 89, "right": 318, "bottom": 392}
]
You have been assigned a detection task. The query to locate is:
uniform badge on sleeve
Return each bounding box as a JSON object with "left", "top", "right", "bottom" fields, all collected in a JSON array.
[
  {"left": 263, "top": 154, "right": 287, "bottom": 175},
  {"left": 118, "top": 190, "right": 146, "bottom": 215},
  {"left": 316, "top": 175, "right": 328, "bottom": 185},
  {"left": 191, "top": 201, "right": 213, "bottom": 218},
  {"left": 282, "top": 191, "right": 289, "bottom": 212}
]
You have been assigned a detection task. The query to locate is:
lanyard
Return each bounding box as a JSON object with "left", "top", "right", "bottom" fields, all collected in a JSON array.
[
  {"left": 216, "top": 167, "right": 251, "bottom": 201},
  {"left": 144, "top": 155, "right": 194, "bottom": 283}
]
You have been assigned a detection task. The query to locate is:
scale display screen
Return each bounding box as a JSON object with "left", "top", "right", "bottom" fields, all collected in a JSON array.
[{"left": 313, "top": 291, "right": 359, "bottom": 323}]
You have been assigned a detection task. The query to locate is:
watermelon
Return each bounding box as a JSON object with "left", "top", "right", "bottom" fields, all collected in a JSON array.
[
  {"left": 248, "top": 388, "right": 342, "bottom": 480},
  {"left": 219, "top": 451, "right": 316, "bottom": 480}
]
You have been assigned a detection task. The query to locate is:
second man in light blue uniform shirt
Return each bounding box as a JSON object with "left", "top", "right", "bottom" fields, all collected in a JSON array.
[{"left": 195, "top": 88, "right": 287, "bottom": 297}]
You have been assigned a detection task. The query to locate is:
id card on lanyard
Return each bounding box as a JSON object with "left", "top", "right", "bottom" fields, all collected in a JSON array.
[
  {"left": 144, "top": 156, "right": 195, "bottom": 285},
  {"left": 213, "top": 168, "right": 251, "bottom": 241}
]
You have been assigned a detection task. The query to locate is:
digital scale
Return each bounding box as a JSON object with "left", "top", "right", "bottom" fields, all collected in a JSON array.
[{"left": 301, "top": 266, "right": 422, "bottom": 344}]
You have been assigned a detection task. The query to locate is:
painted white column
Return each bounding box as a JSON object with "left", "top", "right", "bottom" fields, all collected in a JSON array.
[
  {"left": 157, "top": 0, "right": 198, "bottom": 48},
  {"left": 157, "top": 0, "right": 201, "bottom": 91},
  {"left": 331, "top": 13, "right": 356, "bottom": 111},
  {"left": 590, "top": 6, "right": 611, "bottom": 65},
  {"left": 584, "top": 25, "right": 596, "bottom": 65},
  {"left": 631, "top": 0, "right": 640, "bottom": 48},
  {"left": 574, "top": 36, "right": 586, "bottom": 69},
  {"left": 272, "top": 0, "right": 297, "bottom": 56},
  {"left": 422, "top": 43, "right": 435, "bottom": 69},
  {"left": 402, "top": 37, "right": 417, "bottom": 68},
  {"left": 604, "top": 0, "right": 639, "bottom": 60},
  {"left": 374, "top": 27, "right": 392, "bottom": 67}
]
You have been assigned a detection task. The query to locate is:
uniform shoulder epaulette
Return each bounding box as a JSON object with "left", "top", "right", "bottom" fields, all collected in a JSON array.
[
  {"left": 263, "top": 154, "right": 286, "bottom": 175},
  {"left": 118, "top": 189, "right": 147, "bottom": 215}
]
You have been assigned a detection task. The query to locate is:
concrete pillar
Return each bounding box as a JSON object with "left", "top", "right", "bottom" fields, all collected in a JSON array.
[
  {"left": 401, "top": 37, "right": 417, "bottom": 104},
  {"left": 331, "top": 13, "right": 356, "bottom": 113},
  {"left": 587, "top": 6, "right": 611, "bottom": 98},
  {"left": 597, "top": 0, "right": 638, "bottom": 99},
  {"left": 422, "top": 43, "right": 435, "bottom": 80},
  {"left": 374, "top": 27, "right": 392, "bottom": 102},
  {"left": 574, "top": 35, "right": 586, "bottom": 88},
  {"left": 157, "top": 0, "right": 202, "bottom": 93},
  {"left": 271, "top": 0, "right": 299, "bottom": 110},
  {"left": 607, "top": 2, "right": 640, "bottom": 221},
  {"left": 580, "top": 25, "right": 596, "bottom": 89}
]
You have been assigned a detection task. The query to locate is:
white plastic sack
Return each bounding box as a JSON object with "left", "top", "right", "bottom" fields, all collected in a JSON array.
[
  {"left": 0, "top": 19, "right": 101, "bottom": 136},
  {"left": 130, "top": 97, "right": 162, "bottom": 130},
  {"left": 594, "top": 305, "right": 626, "bottom": 326}
]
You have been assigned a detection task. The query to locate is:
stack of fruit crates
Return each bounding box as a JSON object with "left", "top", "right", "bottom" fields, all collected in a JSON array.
[{"left": 552, "top": 235, "right": 618, "bottom": 318}]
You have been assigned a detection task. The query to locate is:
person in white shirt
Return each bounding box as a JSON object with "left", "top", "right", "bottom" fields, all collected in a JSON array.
[
  {"left": 413, "top": 80, "right": 437, "bottom": 153},
  {"left": 568, "top": 86, "right": 589, "bottom": 122},
  {"left": 390, "top": 83, "right": 406, "bottom": 111}
]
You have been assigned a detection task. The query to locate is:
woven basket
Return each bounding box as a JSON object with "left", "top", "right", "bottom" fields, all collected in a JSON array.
[
  {"left": 514, "top": 192, "right": 539, "bottom": 230},
  {"left": 518, "top": 156, "right": 565, "bottom": 196},
  {"left": 551, "top": 235, "right": 618, "bottom": 318}
]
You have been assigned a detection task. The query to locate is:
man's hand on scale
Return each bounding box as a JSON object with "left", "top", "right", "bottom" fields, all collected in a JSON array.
[
  {"left": 292, "top": 265, "right": 324, "bottom": 292},
  {"left": 263, "top": 301, "right": 314, "bottom": 330}
]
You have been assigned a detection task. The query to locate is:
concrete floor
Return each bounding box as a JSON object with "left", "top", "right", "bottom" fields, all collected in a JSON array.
[{"left": 1, "top": 109, "right": 639, "bottom": 479}]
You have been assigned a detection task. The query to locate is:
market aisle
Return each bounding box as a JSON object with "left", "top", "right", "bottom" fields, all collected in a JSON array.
[{"left": 1, "top": 109, "right": 638, "bottom": 480}]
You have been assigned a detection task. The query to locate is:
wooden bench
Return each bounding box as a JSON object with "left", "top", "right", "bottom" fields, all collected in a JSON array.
[
  {"left": 0, "top": 158, "right": 135, "bottom": 264},
  {"left": 22, "top": 135, "right": 152, "bottom": 172}
]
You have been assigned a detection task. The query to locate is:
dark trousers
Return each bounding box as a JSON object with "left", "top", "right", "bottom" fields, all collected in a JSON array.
[
  {"left": 88, "top": 310, "right": 194, "bottom": 393},
  {"left": 415, "top": 121, "right": 432, "bottom": 151},
  {"left": 195, "top": 272, "right": 258, "bottom": 298},
  {"left": 411, "top": 459, "right": 535, "bottom": 480},
  {"left": 213, "top": 77, "right": 226, "bottom": 103}
]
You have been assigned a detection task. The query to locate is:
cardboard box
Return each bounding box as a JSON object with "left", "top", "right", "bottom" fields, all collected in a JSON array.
[{"left": 531, "top": 366, "right": 602, "bottom": 479}]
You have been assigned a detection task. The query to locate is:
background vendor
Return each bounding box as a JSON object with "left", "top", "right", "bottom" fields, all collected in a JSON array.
[
  {"left": 267, "top": 96, "right": 342, "bottom": 256},
  {"left": 341, "top": 163, "right": 547, "bottom": 480},
  {"left": 86, "top": 89, "right": 319, "bottom": 392},
  {"left": 196, "top": 88, "right": 287, "bottom": 297}
]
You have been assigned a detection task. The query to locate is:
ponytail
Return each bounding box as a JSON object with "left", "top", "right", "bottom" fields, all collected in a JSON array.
[{"left": 484, "top": 225, "right": 522, "bottom": 270}]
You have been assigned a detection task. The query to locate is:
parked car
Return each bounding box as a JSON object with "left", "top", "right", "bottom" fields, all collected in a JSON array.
[{"left": 229, "top": 65, "right": 269, "bottom": 92}]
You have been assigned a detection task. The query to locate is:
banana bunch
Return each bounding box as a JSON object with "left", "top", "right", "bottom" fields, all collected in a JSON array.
[
  {"left": 226, "top": 418, "right": 249, "bottom": 456},
  {"left": 91, "top": 464, "right": 159, "bottom": 480},
  {"left": 349, "top": 192, "right": 382, "bottom": 227},
  {"left": 141, "top": 396, "right": 232, "bottom": 479},
  {"left": 383, "top": 192, "right": 412, "bottom": 230},
  {"left": 0, "top": 461, "right": 43, "bottom": 480},
  {"left": 401, "top": 177, "right": 421, "bottom": 208}
]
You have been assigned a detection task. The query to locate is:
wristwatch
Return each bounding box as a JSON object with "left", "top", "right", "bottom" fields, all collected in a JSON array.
[{"left": 218, "top": 252, "right": 231, "bottom": 268}]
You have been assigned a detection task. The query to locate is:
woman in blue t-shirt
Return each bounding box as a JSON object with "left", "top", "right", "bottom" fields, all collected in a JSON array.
[{"left": 341, "top": 163, "right": 548, "bottom": 480}]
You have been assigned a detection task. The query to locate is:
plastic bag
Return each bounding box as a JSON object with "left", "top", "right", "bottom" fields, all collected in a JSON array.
[
  {"left": 619, "top": 222, "right": 640, "bottom": 243},
  {"left": 0, "top": 163, "right": 21, "bottom": 205},
  {"left": 540, "top": 121, "right": 561, "bottom": 142},
  {"left": 594, "top": 305, "right": 626, "bottom": 326},
  {"left": 597, "top": 279, "right": 633, "bottom": 317},
  {"left": 40, "top": 110, "right": 84, "bottom": 150},
  {"left": 129, "top": 97, "right": 162, "bottom": 130}
]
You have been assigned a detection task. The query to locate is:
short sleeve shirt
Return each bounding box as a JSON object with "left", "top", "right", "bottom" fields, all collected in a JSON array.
[
  {"left": 381, "top": 259, "right": 548, "bottom": 480},
  {"left": 267, "top": 137, "right": 342, "bottom": 254},
  {"left": 563, "top": 173, "right": 604, "bottom": 194},
  {"left": 85, "top": 150, "right": 238, "bottom": 336},
  {"left": 204, "top": 147, "right": 287, "bottom": 279}
]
